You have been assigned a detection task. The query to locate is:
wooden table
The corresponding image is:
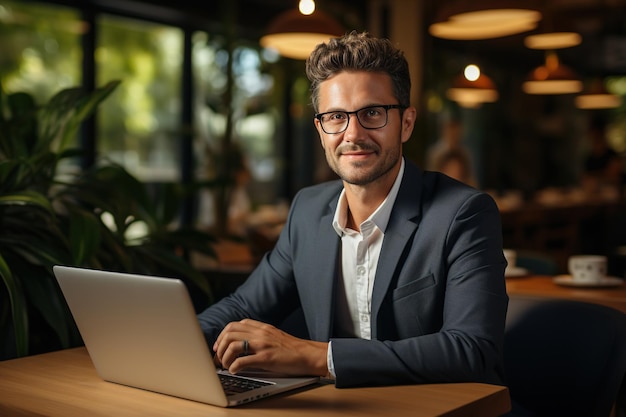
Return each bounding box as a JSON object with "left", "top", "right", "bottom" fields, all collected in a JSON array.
[
  {"left": 0, "top": 348, "right": 511, "bottom": 417},
  {"left": 506, "top": 275, "right": 626, "bottom": 314}
]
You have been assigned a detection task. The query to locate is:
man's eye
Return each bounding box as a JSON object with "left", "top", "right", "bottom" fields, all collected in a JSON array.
[
  {"left": 364, "top": 108, "right": 382, "bottom": 117},
  {"left": 328, "top": 112, "right": 347, "bottom": 121}
]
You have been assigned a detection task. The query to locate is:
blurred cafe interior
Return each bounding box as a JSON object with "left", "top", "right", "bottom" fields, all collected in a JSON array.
[
  {"left": 5, "top": 3, "right": 626, "bottom": 415},
  {"left": 2, "top": 0, "right": 626, "bottom": 282}
]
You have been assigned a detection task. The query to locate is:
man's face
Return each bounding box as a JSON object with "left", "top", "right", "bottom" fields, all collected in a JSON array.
[{"left": 314, "top": 71, "right": 415, "bottom": 186}]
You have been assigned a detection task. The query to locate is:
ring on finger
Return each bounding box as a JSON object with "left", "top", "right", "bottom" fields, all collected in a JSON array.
[{"left": 242, "top": 339, "right": 249, "bottom": 356}]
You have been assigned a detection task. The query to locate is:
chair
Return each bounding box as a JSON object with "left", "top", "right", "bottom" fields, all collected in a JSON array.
[
  {"left": 515, "top": 250, "right": 560, "bottom": 275},
  {"left": 504, "top": 296, "right": 626, "bottom": 417}
]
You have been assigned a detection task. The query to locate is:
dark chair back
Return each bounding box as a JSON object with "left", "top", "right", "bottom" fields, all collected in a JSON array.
[
  {"left": 504, "top": 296, "right": 626, "bottom": 417},
  {"left": 515, "top": 250, "right": 560, "bottom": 275}
]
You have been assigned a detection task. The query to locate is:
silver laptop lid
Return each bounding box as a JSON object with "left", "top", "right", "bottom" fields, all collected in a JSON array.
[{"left": 53, "top": 265, "right": 318, "bottom": 407}]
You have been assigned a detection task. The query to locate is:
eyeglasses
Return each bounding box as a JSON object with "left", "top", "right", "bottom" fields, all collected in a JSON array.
[{"left": 315, "top": 104, "right": 406, "bottom": 134}]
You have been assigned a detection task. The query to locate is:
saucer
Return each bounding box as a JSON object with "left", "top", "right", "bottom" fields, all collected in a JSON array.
[
  {"left": 505, "top": 267, "right": 529, "bottom": 278},
  {"left": 553, "top": 275, "right": 624, "bottom": 288}
]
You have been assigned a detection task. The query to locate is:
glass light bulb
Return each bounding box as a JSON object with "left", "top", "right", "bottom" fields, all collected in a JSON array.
[
  {"left": 464, "top": 65, "right": 480, "bottom": 82},
  {"left": 299, "top": 0, "right": 315, "bottom": 15}
]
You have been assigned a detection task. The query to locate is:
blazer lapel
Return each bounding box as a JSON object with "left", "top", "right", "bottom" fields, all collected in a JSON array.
[
  {"left": 303, "top": 200, "right": 340, "bottom": 341},
  {"left": 370, "top": 163, "right": 423, "bottom": 336}
]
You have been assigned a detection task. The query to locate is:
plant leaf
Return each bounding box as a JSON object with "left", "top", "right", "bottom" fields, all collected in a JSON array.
[
  {"left": 39, "top": 80, "right": 121, "bottom": 153},
  {"left": 19, "top": 265, "right": 76, "bottom": 349},
  {"left": 0, "top": 254, "right": 29, "bottom": 357},
  {"left": 0, "top": 190, "right": 54, "bottom": 212},
  {"left": 67, "top": 207, "right": 102, "bottom": 265}
]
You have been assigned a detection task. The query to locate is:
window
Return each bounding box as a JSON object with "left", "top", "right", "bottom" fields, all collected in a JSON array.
[
  {"left": 192, "top": 33, "right": 281, "bottom": 229},
  {"left": 0, "top": 1, "right": 81, "bottom": 117},
  {"left": 96, "top": 15, "right": 183, "bottom": 181},
  {"left": 0, "top": 0, "right": 292, "bottom": 230}
]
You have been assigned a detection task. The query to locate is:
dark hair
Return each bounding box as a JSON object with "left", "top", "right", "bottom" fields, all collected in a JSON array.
[{"left": 305, "top": 31, "right": 411, "bottom": 113}]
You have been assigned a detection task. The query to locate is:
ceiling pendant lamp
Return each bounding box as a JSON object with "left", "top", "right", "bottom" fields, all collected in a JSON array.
[
  {"left": 523, "top": 1, "right": 583, "bottom": 51},
  {"left": 522, "top": 51, "right": 582, "bottom": 95},
  {"left": 575, "top": 79, "right": 622, "bottom": 109},
  {"left": 446, "top": 64, "right": 498, "bottom": 108},
  {"left": 259, "top": 0, "right": 344, "bottom": 60},
  {"left": 524, "top": 32, "right": 582, "bottom": 50},
  {"left": 429, "top": 0, "right": 541, "bottom": 40}
]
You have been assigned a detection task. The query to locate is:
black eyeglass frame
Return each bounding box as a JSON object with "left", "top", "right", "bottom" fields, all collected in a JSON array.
[{"left": 314, "top": 104, "right": 406, "bottom": 134}]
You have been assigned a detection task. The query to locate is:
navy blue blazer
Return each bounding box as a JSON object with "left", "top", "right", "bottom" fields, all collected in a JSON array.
[{"left": 198, "top": 159, "right": 508, "bottom": 388}]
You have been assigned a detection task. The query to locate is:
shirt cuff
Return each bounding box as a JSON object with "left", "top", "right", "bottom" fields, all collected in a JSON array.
[{"left": 326, "top": 340, "right": 336, "bottom": 381}]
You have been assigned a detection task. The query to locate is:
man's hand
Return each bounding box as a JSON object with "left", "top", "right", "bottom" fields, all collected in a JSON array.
[{"left": 213, "top": 318, "right": 328, "bottom": 377}]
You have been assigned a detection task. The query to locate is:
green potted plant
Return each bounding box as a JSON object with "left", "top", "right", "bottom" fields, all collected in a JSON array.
[{"left": 0, "top": 80, "right": 216, "bottom": 359}]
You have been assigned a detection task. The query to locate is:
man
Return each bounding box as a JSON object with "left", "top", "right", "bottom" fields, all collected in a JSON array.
[{"left": 198, "top": 31, "right": 508, "bottom": 388}]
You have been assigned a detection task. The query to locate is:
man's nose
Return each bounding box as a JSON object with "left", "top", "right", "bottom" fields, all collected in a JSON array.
[{"left": 343, "top": 114, "right": 364, "bottom": 138}]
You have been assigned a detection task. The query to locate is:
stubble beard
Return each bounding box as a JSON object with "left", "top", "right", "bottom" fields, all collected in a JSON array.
[{"left": 327, "top": 142, "right": 401, "bottom": 186}]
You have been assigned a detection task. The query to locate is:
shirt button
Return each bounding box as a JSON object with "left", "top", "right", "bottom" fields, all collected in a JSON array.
[
  {"left": 357, "top": 266, "right": 366, "bottom": 275},
  {"left": 361, "top": 314, "right": 369, "bottom": 322}
]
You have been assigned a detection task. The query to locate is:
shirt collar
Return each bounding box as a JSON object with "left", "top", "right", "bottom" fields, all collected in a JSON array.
[{"left": 332, "top": 158, "right": 405, "bottom": 236}]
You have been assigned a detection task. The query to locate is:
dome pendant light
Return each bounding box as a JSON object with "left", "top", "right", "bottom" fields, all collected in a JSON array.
[
  {"left": 576, "top": 79, "right": 622, "bottom": 109},
  {"left": 429, "top": 0, "right": 541, "bottom": 40},
  {"left": 260, "top": 0, "right": 344, "bottom": 60},
  {"left": 446, "top": 64, "right": 498, "bottom": 108},
  {"left": 522, "top": 51, "right": 582, "bottom": 95},
  {"left": 524, "top": 32, "right": 582, "bottom": 50}
]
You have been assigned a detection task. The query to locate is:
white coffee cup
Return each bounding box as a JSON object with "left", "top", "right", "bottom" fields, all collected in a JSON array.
[
  {"left": 503, "top": 249, "right": 517, "bottom": 270},
  {"left": 568, "top": 255, "right": 607, "bottom": 283}
]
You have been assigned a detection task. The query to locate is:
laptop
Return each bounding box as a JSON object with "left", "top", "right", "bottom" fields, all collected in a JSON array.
[{"left": 53, "top": 265, "right": 319, "bottom": 407}]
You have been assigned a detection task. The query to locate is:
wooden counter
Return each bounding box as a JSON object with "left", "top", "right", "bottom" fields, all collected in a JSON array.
[
  {"left": 0, "top": 347, "right": 511, "bottom": 417},
  {"left": 506, "top": 275, "right": 626, "bottom": 314}
]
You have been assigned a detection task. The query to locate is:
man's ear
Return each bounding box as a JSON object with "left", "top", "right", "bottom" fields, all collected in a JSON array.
[
  {"left": 401, "top": 106, "right": 417, "bottom": 144},
  {"left": 314, "top": 119, "right": 326, "bottom": 149}
]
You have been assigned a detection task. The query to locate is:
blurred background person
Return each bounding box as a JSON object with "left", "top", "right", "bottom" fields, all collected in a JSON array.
[
  {"left": 432, "top": 147, "right": 477, "bottom": 187},
  {"left": 582, "top": 116, "right": 624, "bottom": 198},
  {"left": 426, "top": 112, "right": 477, "bottom": 187}
]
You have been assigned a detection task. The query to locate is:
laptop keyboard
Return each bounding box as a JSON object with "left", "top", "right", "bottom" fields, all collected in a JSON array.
[{"left": 219, "top": 373, "right": 272, "bottom": 396}]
